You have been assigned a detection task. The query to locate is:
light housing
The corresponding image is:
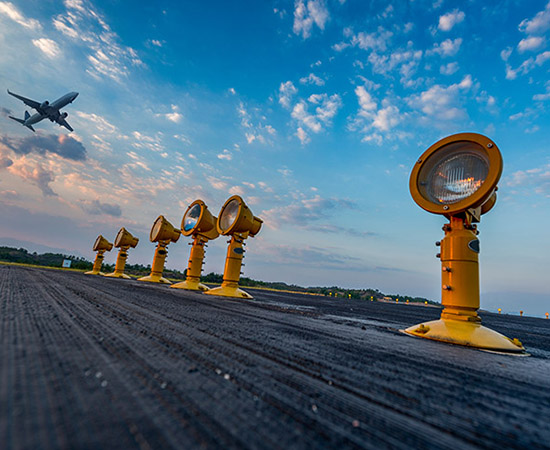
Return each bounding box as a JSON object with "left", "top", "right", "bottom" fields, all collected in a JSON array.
[
  {"left": 410, "top": 133, "right": 502, "bottom": 218},
  {"left": 403, "top": 132, "right": 524, "bottom": 353},
  {"left": 181, "top": 200, "right": 219, "bottom": 240},
  {"left": 104, "top": 227, "right": 139, "bottom": 279},
  {"left": 217, "top": 195, "right": 263, "bottom": 236},
  {"left": 114, "top": 227, "right": 139, "bottom": 248},
  {"left": 150, "top": 215, "right": 181, "bottom": 243},
  {"left": 138, "top": 215, "right": 179, "bottom": 284},
  {"left": 171, "top": 199, "right": 220, "bottom": 291},
  {"left": 93, "top": 235, "right": 113, "bottom": 252},
  {"left": 205, "top": 195, "right": 263, "bottom": 299}
]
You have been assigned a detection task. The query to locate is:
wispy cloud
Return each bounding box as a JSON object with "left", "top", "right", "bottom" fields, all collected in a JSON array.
[
  {"left": 53, "top": 0, "right": 143, "bottom": 82},
  {"left": 0, "top": 2, "right": 41, "bottom": 30},
  {"left": 437, "top": 9, "right": 465, "bottom": 32},
  {"left": 293, "top": 0, "right": 329, "bottom": 39},
  {"left": 32, "top": 38, "right": 60, "bottom": 58}
]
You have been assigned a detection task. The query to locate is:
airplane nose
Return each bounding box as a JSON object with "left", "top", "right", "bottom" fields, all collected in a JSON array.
[{"left": 72, "top": 92, "right": 79, "bottom": 100}]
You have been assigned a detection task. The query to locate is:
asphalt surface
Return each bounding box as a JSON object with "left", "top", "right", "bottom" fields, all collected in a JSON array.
[{"left": 1, "top": 265, "right": 550, "bottom": 450}]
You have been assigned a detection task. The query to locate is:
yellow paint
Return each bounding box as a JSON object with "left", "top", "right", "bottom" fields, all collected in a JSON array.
[
  {"left": 405, "top": 133, "right": 525, "bottom": 354},
  {"left": 104, "top": 228, "right": 139, "bottom": 279},
  {"left": 206, "top": 196, "right": 263, "bottom": 299},
  {"left": 85, "top": 235, "right": 112, "bottom": 275},
  {"left": 138, "top": 216, "right": 180, "bottom": 284},
  {"left": 172, "top": 200, "right": 219, "bottom": 291}
]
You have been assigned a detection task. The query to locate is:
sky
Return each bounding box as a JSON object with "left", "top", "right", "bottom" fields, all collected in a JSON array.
[{"left": 0, "top": 0, "right": 549, "bottom": 317}]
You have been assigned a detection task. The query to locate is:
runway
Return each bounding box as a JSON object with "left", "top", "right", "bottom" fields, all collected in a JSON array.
[{"left": 1, "top": 264, "right": 549, "bottom": 449}]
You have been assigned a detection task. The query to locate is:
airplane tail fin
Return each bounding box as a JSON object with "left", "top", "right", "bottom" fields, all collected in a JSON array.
[
  {"left": 24, "top": 110, "right": 30, "bottom": 120},
  {"left": 8, "top": 115, "right": 35, "bottom": 132}
]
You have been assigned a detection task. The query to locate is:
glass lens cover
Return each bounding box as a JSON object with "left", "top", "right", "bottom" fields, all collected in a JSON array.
[
  {"left": 184, "top": 204, "right": 202, "bottom": 232},
  {"left": 220, "top": 199, "right": 240, "bottom": 231},
  {"left": 418, "top": 142, "right": 489, "bottom": 205}
]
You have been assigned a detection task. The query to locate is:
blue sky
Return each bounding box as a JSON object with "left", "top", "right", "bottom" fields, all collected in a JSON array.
[{"left": 1, "top": 0, "right": 549, "bottom": 316}]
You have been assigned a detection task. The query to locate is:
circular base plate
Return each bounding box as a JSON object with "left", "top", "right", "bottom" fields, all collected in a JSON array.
[
  {"left": 103, "top": 272, "right": 132, "bottom": 279},
  {"left": 137, "top": 275, "right": 171, "bottom": 284},
  {"left": 170, "top": 280, "right": 209, "bottom": 291},
  {"left": 402, "top": 318, "right": 525, "bottom": 353},
  {"left": 204, "top": 286, "right": 253, "bottom": 299}
]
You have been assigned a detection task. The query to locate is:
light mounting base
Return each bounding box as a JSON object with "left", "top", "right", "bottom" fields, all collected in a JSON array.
[
  {"left": 171, "top": 279, "right": 209, "bottom": 291},
  {"left": 403, "top": 318, "right": 525, "bottom": 353},
  {"left": 205, "top": 283, "right": 253, "bottom": 299}
]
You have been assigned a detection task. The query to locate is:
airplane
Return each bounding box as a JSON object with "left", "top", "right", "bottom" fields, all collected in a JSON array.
[{"left": 7, "top": 90, "right": 79, "bottom": 132}]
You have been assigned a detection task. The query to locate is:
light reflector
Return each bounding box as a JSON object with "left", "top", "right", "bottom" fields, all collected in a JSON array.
[
  {"left": 183, "top": 203, "right": 202, "bottom": 232},
  {"left": 219, "top": 199, "right": 240, "bottom": 232}
]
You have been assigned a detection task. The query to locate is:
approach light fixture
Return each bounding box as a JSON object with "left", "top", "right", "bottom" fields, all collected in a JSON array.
[
  {"left": 85, "top": 235, "right": 113, "bottom": 275},
  {"left": 171, "top": 200, "right": 219, "bottom": 291},
  {"left": 404, "top": 132, "right": 524, "bottom": 353},
  {"left": 205, "top": 195, "right": 263, "bottom": 299},
  {"left": 104, "top": 228, "right": 139, "bottom": 279},
  {"left": 137, "top": 215, "right": 181, "bottom": 284}
]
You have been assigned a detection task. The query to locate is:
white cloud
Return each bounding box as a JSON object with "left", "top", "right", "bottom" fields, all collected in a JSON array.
[
  {"left": 155, "top": 104, "right": 182, "bottom": 123},
  {"left": 518, "top": 2, "right": 550, "bottom": 35},
  {"left": 299, "top": 73, "right": 325, "bottom": 86},
  {"left": 407, "top": 75, "right": 473, "bottom": 121},
  {"left": 518, "top": 36, "right": 545, "bottom": 52},
  {"left": 217, "top": 149, "right": 232, "bottom": 160},
  {"left": 293, "top": 0, "right": 329, "bottom": 39},
  {"left": 438, "top": 9, "right": 465, "bottom": 31},
  {"left": 151, "top": 39, "right": 163, "bottom": 47},
  {"left": 440, "top": 61, "right": 459, "bottom": 75},
  {"left": 53, "top": 0, "right": 143, "bottom": 82},
  {"left": 279, "top": 81, "right": 298, "bottom": 109},
  {"left": 500, "top": 47, "right": 513, "bottom": 61},
  {"left": 352, "top": 86, "right": 401, "bottom": 142},
  {"left": 367, "top": 48, "right": 422, "bottom": 75},
  {"left": 352, "top": 27, "right": 393, "bottom": 52},
  {"left": 0, "top": 2, "right": 41, "bottom": 30},
  {"left": 290, "top": 93, "right": 342, "bottom": 136},
  {"left": 237, "top": 102, "right": 274, "bottom": 145},
  {"left": 427, "top": 38, "right": 462, "bottom": 57},
  {"left": 296, "top": 127, "right": 310, "bottom": 145},
  {"left": 32, "top": 38, "right": 61, "bottom": 58},
  {"left": 229, "top": 185, "right": 245, "bottom": 195}
]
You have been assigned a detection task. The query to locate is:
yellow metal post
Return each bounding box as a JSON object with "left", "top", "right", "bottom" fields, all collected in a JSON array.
[
  {"left": 404, "top": 216, "right": 524, "bottom": 353},
  {"left": 85, "top": 250, "right": 106, "bottom": 275},
  {"left": 520, "top": 311, "right": 523, "bottom": 317},
  {"left": 171, "top": 235, "right": 210, "bottom": 291},
  {"left": 104, "top": 246, "right": 131, "bottom": 279},
  {"left": 205, "top": 232, "right": 251, "bottom": 298},
  {"left": 138, "top": 241, "right": 171, "bottom": 284},
  {"left": 546, "top": 312, "right": 549, "bottom": 319}
]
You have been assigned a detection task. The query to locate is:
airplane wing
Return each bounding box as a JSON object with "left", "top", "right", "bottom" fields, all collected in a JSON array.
[
  {"left": 60, "top": 118, "right": 73, "bottom": 132},
  {"left": 7, "top": 90, "right": 41, "bottom": 110}
]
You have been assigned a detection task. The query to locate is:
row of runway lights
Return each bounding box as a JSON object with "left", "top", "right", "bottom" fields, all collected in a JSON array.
[
  {"left": 85, "top": 133, "right": 544, "bottom": 353},
  {"left": 85, "top": 195, "right": 262, "bottom": 299}
]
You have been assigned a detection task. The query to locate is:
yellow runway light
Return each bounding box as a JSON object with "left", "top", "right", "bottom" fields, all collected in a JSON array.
[
  {"left": 138, "top": 215, "right": 180, "bottom": 284},
  {"left": 498, "top": 308, "right": 502, "bottom": 314},
  {"left": 403, "top": 133, "right": 524, "bottom": 353},
  {"left": 546, "top": 313, "right": 549, "bottom": 319},
  {"left": 104, "top": 228, "right": 139, "bottom": 279},
  {"left": 85, "top": 235, "right": 113, "bottom": 275},
  {"left": 171, "top": 200, "right": 219, "bottom": 291},
  {"left": 205, "top": 195, "right": 262, "bottom": 299},
  {"left": 520, "top": 310, "right": 523, "bottom": 317}
]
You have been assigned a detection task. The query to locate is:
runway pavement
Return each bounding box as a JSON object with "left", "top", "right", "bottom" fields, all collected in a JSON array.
[{"left": 1, "top": 264, "right": 549, "bottom": 449}]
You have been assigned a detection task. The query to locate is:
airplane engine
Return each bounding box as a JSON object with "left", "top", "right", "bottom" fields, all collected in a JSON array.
[
  {"left": 62, "top": 112, "right": 68, "bottom": 118},
  {"left": 40, "top": 101, "right": 49, "bottom": 109}
]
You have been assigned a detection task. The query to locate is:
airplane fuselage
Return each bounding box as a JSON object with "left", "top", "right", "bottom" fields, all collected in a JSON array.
[{"left": 7, "top": 90, "right": 78, "bottom": 132}]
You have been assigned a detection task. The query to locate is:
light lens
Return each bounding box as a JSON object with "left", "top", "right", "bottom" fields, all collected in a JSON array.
[
  {"left": 93, "top": 236, "right": 102, "bottom": 250},
  {"left": 220, "top": 199, "right": 240, "bottom": 232},
  {"left": 419, "top": 142, "right": 489, "bottom": 205},
  {"left": 184, "top": 203, "right": 201, "bottom": 232},
  {"left": 151, "top": 217, "right": 163, "bottom": 240},
  {"left": 114, "top": 229, "right": 124, "bottom": 247}
]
